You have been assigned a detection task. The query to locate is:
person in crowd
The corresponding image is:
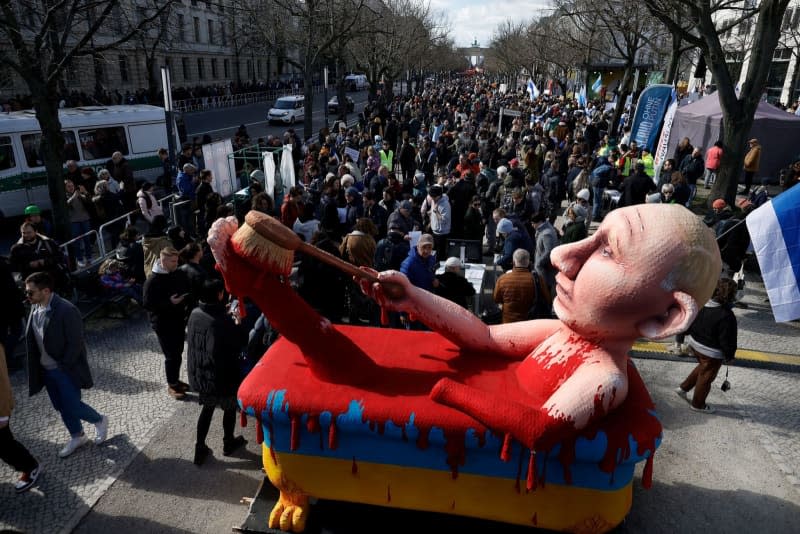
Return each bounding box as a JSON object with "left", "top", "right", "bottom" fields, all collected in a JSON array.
[
  {"left": 98, "top": 258, "right": 143, "bottom": 304},
  {"left": 179, "top": 243, "right": 208, "bottom": 309},
  {"left": 399, "top": 233, "right": 439, "bottom": 329},
  {"left": 660, "top": 183, "right": 676, "bottom": 204},
  {"left": 65, "top": 178, "right": 94, "bottom": 268},
  {"left": 704, "top": 141, "right": 723, "bottom": 188},
  {"left": 435, "top": 257, "right": 476, "bottom": 310},
  {"left": 462, "top": 194, "right": 485, "bottom": 243},
  {"left": 494, "top": 217, "right": 533, "bottom": 272},
  {"left": 168, "top": 225, "right": 193, "bottom": 252},
  {"left": 742, "top": 138, "right": 761, "bottom": 196},
  {"left": 187, "top": 279, "right": 248, "bottom": 465},
  {"left": 421, "top": 184, "right": 451, "bottom": 254},
  {"left": 297, "top": 230, "right": 345, "bottom": 322},
  {"left": 194, "top": 170, "right": 214, "bottom": 235},
  {"left": 176, "top": 163, "right": 198, "bottom": 235},
  {"left": 137, "top": 182, "right": 163, "bottom": 225},
  {"left": 143, "top": 247, "right": 192, "bottom": 400},
  {"left": 1, "top": 343, "right": 41, "bottom": 493},
  {"left": 281, "top": 186, "right": 304, "bottom": 229},
  {"left": 97, "top": 168, "right": 120, "bottom": 194},
  {"left": 23, "top": 204, "right": 53, "bottom": 237},
  {"left": 679, "top": 147, "right": 705, "bottom": 207},
  {"left": 387, "top": 200, "right": 418, "bottom": 236},
  {"left": 492, "top": 249, "right": 537, "bottom": 324},
  {"left": 9, "top": 222, "right": 65, "bottom": 287},
  {"left": 618, "top": 162, "right": 656, "bottom": 207},
  {"left": 676, "top": 278, "right": 738, "bottom": 414},
  {"left": 106, "top": 151, "right": 136, "bottom": 211},
  {"left": 251, "top": 192, "right": 274, "bottom": 216},
  {"left": 560, "top": 204, "right": 588, "bottom": 244},
  {"left": 531, "top": 211, "right": 559, "bottom": 298},
  {"left": 23, "top": 272, "right": 109, "bottom": 457}
]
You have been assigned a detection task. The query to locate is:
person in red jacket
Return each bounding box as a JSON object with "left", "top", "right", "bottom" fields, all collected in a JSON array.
[{"left": 704, "top": 140, "right": 723, "bottom": 188}]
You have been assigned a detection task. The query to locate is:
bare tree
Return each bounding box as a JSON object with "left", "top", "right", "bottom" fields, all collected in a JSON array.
[
  {"left": 0, "top": 0, "right": 175, "bottom": 241},
  {"left": 644, "top": 0, "right": 790, "bottom": 204},
  {"left": 487, "top": 20, "right": 530, "bottom": 87}
]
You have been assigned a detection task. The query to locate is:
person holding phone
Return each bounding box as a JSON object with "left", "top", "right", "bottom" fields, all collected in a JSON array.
[{"left": 143, "top": 247, "right": 192, "bottom": 399}]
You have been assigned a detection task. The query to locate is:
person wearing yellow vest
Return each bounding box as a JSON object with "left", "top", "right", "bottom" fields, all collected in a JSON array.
[
  {"left": 379, "top": 140, "right": 394, "bottom": 172},
  {"left": 639, "top": 147, "right": 655, "bottom": 178}
]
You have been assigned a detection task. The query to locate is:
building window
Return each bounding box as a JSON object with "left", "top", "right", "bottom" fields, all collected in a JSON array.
[
  {"left": 247, "top": 60, "right": 253, "bottom": 78},
  {"left": 194, "top": 16, "right": 201, "bottom": 42},
  {"left": 211, "top": 58, "right": 218, "bottom": 79},
  {"left": 221, "top": 22, "right": 226, "bottom": 45},
  {"left": 208, "top": 20, "right": 214, "bottom": 44},
  {"left": 178, "top": 14, "right": 185, "bottom": 41},
  {"left": 182, "top": 57, "right": 190, "bottom": 81},
  {"left": 118, "top": 55, "right": 129, "bottom": 82},
  {"left": 257, "top": 60, "right": 263, "bottom": 78},
  {"left": 224, "top": 59, "right": 230, "bottom": 78},
  {"left": 773, "top": 48, "right": 792, "bottom": 61},
  {"left": 198, "top": 58, "right": 205, "bottom": 80}
]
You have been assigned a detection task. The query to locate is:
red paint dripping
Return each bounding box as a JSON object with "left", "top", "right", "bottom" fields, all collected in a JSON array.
[
  {"left": 266, "top": 422, "right": 276, "bottom": 463},
  {"left": 368, "top": 421, "right": 375, "bottom": 432},
  {"left": 643, "top": 452, "right": 655, "bottom": 489},
  {"left": 531, "top": 512, "right": 538, "bottom": 526},
  {"left": 401, "top": 425, "right": 408, "bottom": 442},
  {"left": 376, "top": 421, "right": 385, "bottom": 435},
  {"left": 450, "top": 500, "right": 456, "bottom": 510},
  {"left": 351, "top": 457, "right": 358, "bottom": 475},
  {"left": 306, "top": 414, "right": 320, "bottom": 434},
  {"left": 443, "top": 429, "right": 466, "bottom": 479},
  {"left": 526, "top": 450, "right": 536, "bottom": 491},
  {"left": 240, "top": 410, "right": 248, "bottom": 428},
  {"left": 416, "top": 426, "right": 430, "bottom": 450},
  {"left": 476, "top": 430, "right": 486, "bottom": 448},
  {"left": 558, "top": 436, "right": 577, "bottom": 485},
  {"left": 514, "top": 449, "right": 523, "bottom": 493},
  {"left": 255, "top": 419, "right": 264, "bottom": 444},
  {"left": 500, "top": 433, "right": 513, "bottom": 462},
  {"left": 387, "top": 485, "right": 391, "bottom": 502},
  {"left": 289, "top": 414, "right": 301, "bottom": 451},
  {"left": 328, "top": 421, "right": 338, "bottom": 450}
]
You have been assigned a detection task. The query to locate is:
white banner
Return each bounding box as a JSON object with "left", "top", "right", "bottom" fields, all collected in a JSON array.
[
  {"left": 263, "top": 151, "right": 276, "bottom": 200},
  {"left": 653, "top": 97, "right": 679, "bottom": 183},
  {"left": 202, "top": 139, "right": 236, "bottom": 198}
]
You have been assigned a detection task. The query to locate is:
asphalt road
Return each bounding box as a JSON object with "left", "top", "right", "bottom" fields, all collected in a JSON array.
[{"left": 183, "top": 91, "right": 371, "bottom": 143}]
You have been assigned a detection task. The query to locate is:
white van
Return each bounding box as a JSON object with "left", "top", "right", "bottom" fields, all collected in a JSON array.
[
  {"left": 344, "top": 74, "right": 368, "bottom": 91},
  {"left": 267, "top": 95, "right": 305, "bottom": 124},
  {"left": 0, "top": 105, "right": 171, "bottom": 218}
]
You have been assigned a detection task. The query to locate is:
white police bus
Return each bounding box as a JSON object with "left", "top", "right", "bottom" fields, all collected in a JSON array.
[{"left": 0, "top": 105, "right": 172, "bottom": 219}]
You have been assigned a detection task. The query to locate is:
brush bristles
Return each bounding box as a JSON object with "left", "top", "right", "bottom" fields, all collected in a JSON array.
[{"left": 231, "top": 222, "right": 294, "bottom": 276}]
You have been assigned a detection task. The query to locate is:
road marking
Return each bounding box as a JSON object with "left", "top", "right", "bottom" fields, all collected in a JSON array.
[{"left": 632, "top": 340, "right": 800, "bottom": 367}]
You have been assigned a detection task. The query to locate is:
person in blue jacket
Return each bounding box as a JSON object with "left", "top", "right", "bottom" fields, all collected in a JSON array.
[
  {"left": 399, "top": 233, "right": 439, "bottom": 329},
  {"left": 494, "top": 218, "right": 533, "bottom": 271}
]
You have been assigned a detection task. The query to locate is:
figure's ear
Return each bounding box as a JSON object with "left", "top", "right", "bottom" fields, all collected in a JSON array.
[{"left": 636, "top": 291, "right": 699, "bottom": 340}]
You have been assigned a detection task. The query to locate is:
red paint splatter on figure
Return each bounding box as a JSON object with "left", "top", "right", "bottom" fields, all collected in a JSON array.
[
  {"left": 500, "top": 433, "right": 513, "bottom": 462},
  {"left": 290, "top": 414, "right": 301, "bottom": 451},
  {"left": 531, "top": 512, "right": 538, "bottom": 525},
  {"left": 351, "top": 457, "right": 358, "bottom": 475},
  {"left": 416, "top": 426, "right": 430, "bottom": 450},
  {"left": 450, "top": 500, "right": 456, "bottom": 510},
  {"left": 387, "top": 485, "right": 391, "bottom": 502},
  {"left": 255, "top": 419, "right": 264, "bottom": 444},
  {"left": 514, "top": 449, "right": 523, "bottom": 493},
  {"left": 240, "top": 411, "right": 247, "bottom": 428},
  {"left": 526, "top": 450, "right": 536, "bottom": 491},
  {"left": 643, "top": 452, "right": 655, "bottom": 488},
  {"left": 328, "top": 421, "right": 338, "bottom": 450},
  {"left": 443, "top": 430, "right": 467, "bottom": 479},
  {"left": 306, "top": 415, "right": 320, "bottom": 434}
]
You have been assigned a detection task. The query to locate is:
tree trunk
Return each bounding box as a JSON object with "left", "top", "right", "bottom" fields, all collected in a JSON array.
[
  {"left": 384, "top": 76, "right": 395, "bottom": 102},
  {"left": 32, "top": 83, "right": 70, "bottom": 243},
  {"left": 303, "top": 64, "right": 314, "bottom": 140},
  {"left": 610, "top": 63, "right": 634, "bottom": 138},
  {"left": 146, "top": 55, "right": 159, "bottom": 102},
  {"left": 711, "top": 111, "right": 754, "bottom": 206},
  {"left": 666, "top": 33, "right": 682, "bottom": 84}
]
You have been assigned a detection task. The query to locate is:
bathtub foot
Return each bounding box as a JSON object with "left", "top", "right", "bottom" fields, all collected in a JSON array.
[{"left": 269, "top": 484, "right": 310, "bottom": 532}]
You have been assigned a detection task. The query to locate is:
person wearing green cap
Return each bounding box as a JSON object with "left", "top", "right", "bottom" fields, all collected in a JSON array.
[{"left": 23, "top": 205, "right": 53, "bottom": 238}]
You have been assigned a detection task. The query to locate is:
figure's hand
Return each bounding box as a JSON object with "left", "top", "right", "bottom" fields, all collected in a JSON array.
[
  {"left": 358, "top": 269, "right": 411, "bottom": 314},
  {"left": 170, "top": 293, "right": 186, "bottom": 305}
]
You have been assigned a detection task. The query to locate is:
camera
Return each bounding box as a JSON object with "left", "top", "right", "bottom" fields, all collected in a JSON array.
[{"left": 720, "top": 380, "right": 731, "bottom": 392}]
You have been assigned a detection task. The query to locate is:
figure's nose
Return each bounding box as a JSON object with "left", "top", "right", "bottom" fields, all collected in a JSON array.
[{"left": 551, "top": 236, "right": 594, "bottom": 280}]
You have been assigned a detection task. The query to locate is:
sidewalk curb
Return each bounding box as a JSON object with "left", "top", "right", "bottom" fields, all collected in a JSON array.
[{"left": 631, "top": 341, "right": 800, "bottom": 373}]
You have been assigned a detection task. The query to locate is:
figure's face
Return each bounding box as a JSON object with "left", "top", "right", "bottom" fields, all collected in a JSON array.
[
  {"left": 161, "top": 254, "right": 179, "bottom": 272},
  {"left": 417, "top": 243, "right": 433, "bottom": 258},
  {"left": 25, "top": 283, "right": 50, "bottom": 305},
  {"left": 550, "top": 206, "right": 682, "bottom": 339},
  {"left": 21, "top": 226, "right": 36, "bottom": 242},
  {"left": 65, "top": 180, "right": 75, "bottom": 194}
]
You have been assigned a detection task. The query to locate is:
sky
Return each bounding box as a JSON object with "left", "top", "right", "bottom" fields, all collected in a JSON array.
[{"left": 430, "top": 0, "right": 553, "bottom": 48}]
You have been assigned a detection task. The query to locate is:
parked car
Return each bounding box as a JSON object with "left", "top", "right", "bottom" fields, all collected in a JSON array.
[
  {"left": 327, "top": 95, "right": 355, "bottom": 114},
  {"left": 344, "top": 74, "right": 368, "bottom": 91},
  {"left": 268, "top": 95, "right": 305, "bottom": 124}
]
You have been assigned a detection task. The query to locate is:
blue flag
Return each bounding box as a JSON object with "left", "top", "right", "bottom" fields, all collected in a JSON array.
[
  {"left": 591, "top": 74, "right": 602, "bottom": 93},
  {"left": 747, "top": 185, "right": 800, "bottom": 322},
  {"left": 527, "top": 78, "right": 539, "bottom": 101}
]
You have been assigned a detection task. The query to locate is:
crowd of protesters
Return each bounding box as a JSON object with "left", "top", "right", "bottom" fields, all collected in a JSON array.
[{"left": 5, "top": 71, "right": 800, "bottom": 492}]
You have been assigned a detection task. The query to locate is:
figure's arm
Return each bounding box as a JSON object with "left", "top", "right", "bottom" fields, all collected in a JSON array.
[
  {"left": 431, "top": 357, "right": 629, "bottom": 451},
  {"left": 363, "top": 269, "right": 559, "bottom": 360}
]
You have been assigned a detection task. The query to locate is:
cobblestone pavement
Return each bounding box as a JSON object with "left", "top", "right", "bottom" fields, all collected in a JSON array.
[
  {"left": 1, "top": 311, "right": 799, "bottom": 533},
  {"left": 0, "top": 310, "right": 185, "bottom": 534}
]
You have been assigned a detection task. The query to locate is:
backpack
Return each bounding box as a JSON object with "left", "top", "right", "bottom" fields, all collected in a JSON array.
[{"left": 527, "top": 271, "right": 552, "bottom": 319}]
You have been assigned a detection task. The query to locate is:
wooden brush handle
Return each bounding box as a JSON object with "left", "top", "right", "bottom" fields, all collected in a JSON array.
[{"left": 245, "top": 211, "right": 405, "bottom": 299}]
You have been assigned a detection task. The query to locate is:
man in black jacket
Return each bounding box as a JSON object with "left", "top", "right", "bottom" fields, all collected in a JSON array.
[
  {"left": 187, "top": 279, "right": 248, "bottom": 465},
  {"left": 143, "top": 247, "right": 191, "bottom": 400}
]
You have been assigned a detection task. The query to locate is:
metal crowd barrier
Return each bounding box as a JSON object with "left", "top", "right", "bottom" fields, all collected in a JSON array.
[
  {"left": 172, "top": 85, "right": 324, "bottom": 113},
  {"left": 58, "top": 230, "right": 103, "bottom": 274}
]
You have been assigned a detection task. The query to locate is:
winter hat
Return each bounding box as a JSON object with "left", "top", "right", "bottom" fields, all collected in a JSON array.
[
  {"left": 576, "top": 189, "right": 590, "bottom": 201},
  {"left": 444, "top": 257, "right": 462, "bottom": 270},
  {"left": 400, "top": 200, "right": 413, "bottom": 210},
  {"left": 496, "top": 218, "right": 514, "bottom": 235},
  {"left": 429, "top": 185, "right": 443, "bottom": 197},
  {"left": 712, "top": 199, "right": 727, "bottom": 210},
  {"left": 571, "top": 204, "right": 587, "bottom": 222},
  {"left": 345, "top": 187, "right": 359, "bottom": 198}
]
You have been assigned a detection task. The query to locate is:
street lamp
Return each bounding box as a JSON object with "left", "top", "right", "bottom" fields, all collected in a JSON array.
[{"left": 323, "top": 66, "right": 329, "bottom": 130}]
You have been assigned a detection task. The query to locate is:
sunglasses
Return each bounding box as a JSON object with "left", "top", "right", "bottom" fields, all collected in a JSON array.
[{"left": 25, "top": 289, "right": 37, "bottom": 296}]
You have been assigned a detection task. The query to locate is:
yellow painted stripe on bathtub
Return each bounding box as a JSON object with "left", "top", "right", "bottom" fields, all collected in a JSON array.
[{"left": 263, "top": 445, "right": 631, "bottom": 532}]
